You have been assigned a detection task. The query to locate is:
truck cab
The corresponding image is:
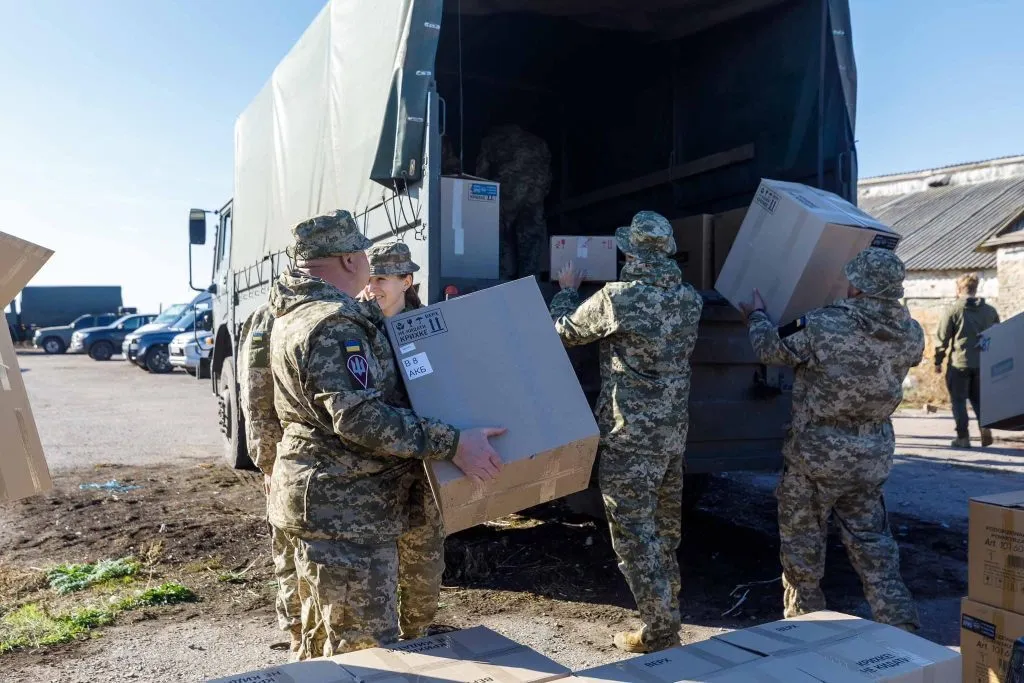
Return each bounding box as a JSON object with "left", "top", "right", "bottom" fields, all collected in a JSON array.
[{"left": 190, "top": 0, "right": 858, "bottom": 481}]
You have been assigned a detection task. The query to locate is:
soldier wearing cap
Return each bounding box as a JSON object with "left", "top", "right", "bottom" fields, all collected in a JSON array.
[
  {"left": 741, "top": 247, "right": 925, "bottom": 631},
  {"left": 266, "top": 210, "right": 505, "bottom": 660},
  {"left": 549, "top": 211, "right": 703, "bottom": 654},
  {"left": 361, "top": 241, "right": 423, "bottom": 317}
]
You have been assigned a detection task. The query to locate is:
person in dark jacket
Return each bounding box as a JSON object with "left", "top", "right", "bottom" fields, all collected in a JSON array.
[{"left": 934, "top": 273, "right": 1000, "bottom": 448}]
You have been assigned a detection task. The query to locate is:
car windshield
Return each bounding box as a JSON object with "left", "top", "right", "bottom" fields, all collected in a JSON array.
[
  {"left": 170, "top": 306, "right": 212, "bottom": 332},
  {"left": 153, "top": 304, "right": 188, "bottom": 325},
  {"left": 110, "top": 315, "right": 134, "bottom": 327}
]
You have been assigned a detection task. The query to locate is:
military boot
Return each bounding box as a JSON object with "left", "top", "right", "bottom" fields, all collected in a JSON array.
[
  {"left": 951, "top": 436, "right": 971, "bottom": 449},
  {"left": 613, "top": 630, "right": 676, "bottom": 654},
  {"left": 981, "top": 429, "right": 994, "bottom": 447}
]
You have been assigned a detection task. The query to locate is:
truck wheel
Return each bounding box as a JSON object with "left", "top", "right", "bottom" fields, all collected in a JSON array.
[
  {"left": 88, "top": 341, "right": 114, "bottom": 361},
  {"left": 217, "top": 362, "right": 257, "bottom": 471},
  {"left": 42, "top": 337, "right": 65, "bottom": 354},
  {"left": 144, "top": 345, "right": 172, "bottom": 374}
]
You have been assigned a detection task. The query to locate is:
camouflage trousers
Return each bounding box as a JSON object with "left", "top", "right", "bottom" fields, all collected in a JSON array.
[
  {"left": 776, "top": 468, "right": 919, "bottom": 628},
  {"left": 599, "top": 444, "right": 684, "bottom": 646},
  {"left": 285, "top": 509, "right": 444, "bottom": 660},
  {"left": 499, "top": 197, "right": 546, "bottom": 280},
  {"left": 270, "top": 524, "right": 301, "bottom": 639}
]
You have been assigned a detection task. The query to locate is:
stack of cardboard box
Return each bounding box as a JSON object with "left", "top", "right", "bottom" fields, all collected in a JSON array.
[{"left": 962, "top": 491, "right": 1024, "bottom": 681}]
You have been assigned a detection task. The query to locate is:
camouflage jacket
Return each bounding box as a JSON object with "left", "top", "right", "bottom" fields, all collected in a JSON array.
[
  {"left": 550, "top": 259, "right": 703, "bottom": 455},
  {"left": 934, "top": 297, "right": 1000, "bottom": 369},
  {"left": 267, "top": 270, "right": 458, "bottom": 543},
  {"left": 476, "top": 125, "right": 552, "bottom": 205},
  {"left": 238, "top": 303, "right": 281, "bottom": 476},
  {"left": 748, "top": 297, "right": 924, "bottom": 484}
]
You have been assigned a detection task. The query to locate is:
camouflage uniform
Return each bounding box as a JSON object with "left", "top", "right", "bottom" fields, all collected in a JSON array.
[
  {"left": 550, "top": 212, "right": 703, "bottom": 650},
  {"left": 267, "top": 211, "right": 459, "bottom": 660},
  {"left": 476, "top": 124, "right": 552, "bottom": 279},
  {"left": 746, "top": 247, "right": 925, "bottom": 628},
  {"left": 366, "top": 239, "right": 444, "bottom": 641},
  {"left": 238, "top": 304, "right": 300, "bottom": 646}
]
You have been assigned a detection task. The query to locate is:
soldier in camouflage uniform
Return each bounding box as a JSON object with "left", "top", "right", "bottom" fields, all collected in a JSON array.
[
  {"left": 742, "top": 247, "right": 924, "bottom": 630},
  {"left": 549, "top": 211, "right": 703, "bottom": 653},
  {"left": 363, "top": 241, "right": 424, "bottom": 317},
  {"left": 476, "top": 124, "right": 552, "bottom": 279},
  {"left": 238, "top": 305, "right": 301, "bottom": 652},
  {"left": 267, "top": 211, "right": 504, "bottom": 660}
]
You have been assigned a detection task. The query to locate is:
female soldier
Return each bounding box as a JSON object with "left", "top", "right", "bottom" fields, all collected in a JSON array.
[{"left": 362, "top": 240, "right": 442, "bottom": 640}]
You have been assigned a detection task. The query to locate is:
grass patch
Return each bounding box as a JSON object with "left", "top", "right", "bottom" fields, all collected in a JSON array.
[
  {"left": 48, "top": 558, "right": 141, "bottom": 595},
  {"left": 0, "top": 582, "right": 196, "bottom": 654}
]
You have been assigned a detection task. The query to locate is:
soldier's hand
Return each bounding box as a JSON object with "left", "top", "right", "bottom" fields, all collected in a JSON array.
[
  {"left": 739, "top": 288, "right": 767, "bottom": 324},
  {"left": 557, "top": 262, "right": 585, "bottom": 290},
  {"left": 453, "top": 427, "right": 507, "bottom": 483}
]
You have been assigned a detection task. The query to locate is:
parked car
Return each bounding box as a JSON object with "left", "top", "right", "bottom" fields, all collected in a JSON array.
[
  {"left": 123, "top": 294, "right": 209, "bottom": 362},
  {"left": 133, "top": 306, "right": 213, "bottom": 374},
  {"left": 69, "top": 314, "right": 156, "bottom": 360},
  {"left": 169, "top": 329, "right": 214, "bottom": 378},
  {"left": 33, "top": 313, "right": 120, "bottom": 354}
]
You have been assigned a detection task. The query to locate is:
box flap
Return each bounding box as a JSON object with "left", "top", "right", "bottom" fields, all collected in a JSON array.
[
  {"left": 970, "top": 490, "right": 1024, "bottom": 508},
  {"left": 762, "top": 179, "right": 893, "bottom": 233},
  {"left": 713, "top": 611, "right": 874, "bottom": 656},
  {"left": 0, "top": 231, "right": 54, "bottom": 305},
  {"left": 573, "top": 639, "right": 761, "bottom": 682}
]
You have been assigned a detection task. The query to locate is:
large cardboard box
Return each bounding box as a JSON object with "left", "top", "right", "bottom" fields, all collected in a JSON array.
[
  {"left": 331, "top": 626, "right": 569, "bottom": 682},
  {"left": 961, "top": 598, "right": 1024, "bottom": 683},
  {"left": 385, "top": 278, "right": 600, "bottom": 533},
  {"left": 713, "top": 208, "right": 746, "bottom": 279},
  {"left": 713, "top": 610, "right": 878, "bottom": 656},
  {"left": 0, "top": 231, "right": 54, "bottom": 502},
  {"left": 550, "top": 236, "right": 618, "bottom": 282},
  {"left": 980, "top": 313, "right": 1024, "bottom": 431},
  {"left": 969, "top": 491, "right": 1024, "bottom": 613},
  {"left": 440, "top": 176, "right": 501, "bottom": 280},
  {"left": 671, "top": 214, "right": 714, "bottom": 289},
  {"left": 572, "top": 638, "right": 760, "bottom": 682},
  {"left": 715, "top": 179, "right": 901, "bottom": 326},
  {"left": 207, "top": 661, "right": 356, "bottom": 683}
]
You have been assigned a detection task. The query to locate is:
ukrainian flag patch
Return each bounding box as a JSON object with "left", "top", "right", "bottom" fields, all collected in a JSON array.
[{"left": 345, "top": 340, "right": 362, "bottom": 353}]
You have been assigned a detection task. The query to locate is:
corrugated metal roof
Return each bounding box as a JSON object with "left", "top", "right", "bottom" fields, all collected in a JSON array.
[{"left": 859, "top": 176, "right": 1024, "bottom": 270}]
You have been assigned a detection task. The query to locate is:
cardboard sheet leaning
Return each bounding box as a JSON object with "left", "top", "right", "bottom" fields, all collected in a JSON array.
[{"left": 0, "top": 231, "right": 54, "bottom": 502}]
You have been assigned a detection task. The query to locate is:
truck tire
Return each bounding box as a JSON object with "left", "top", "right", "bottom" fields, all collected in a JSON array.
[
  {"left": 42, "top": 337, "right": 65, "bottom": 355},
  {"left": 144, "top": 345, "right": 173, "bottom": 374},
  {"left": 89, "top": 341, "right": 114, "bottom": 361},
  {"left": 218, "top": 362, "right": 257, "bottom": 471}
]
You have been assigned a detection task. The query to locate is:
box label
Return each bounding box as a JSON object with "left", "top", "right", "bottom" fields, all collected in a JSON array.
[
  {"left": 851, "top": 647, "right": 930, "bottom": 676},
  {"left": 962, "top": 613, "right": 998, "bottom": 640},
  {"left": 871, "top": 233, "right": 900, "bottom": 250},
  {"left": 401, "top": 352, "right": 433, "bottom": 381},
  {"left": 993, "top": 358, "right": 1014, "bottom": 379},
  {"left": 755, "top": 185, "right": 781, "bottom": 214},
  {"left": 392, "top": 310, "right": 448, "bottom": 346},
  {"left": 469, "top": 183, "right": 497, "bottom": 202}
]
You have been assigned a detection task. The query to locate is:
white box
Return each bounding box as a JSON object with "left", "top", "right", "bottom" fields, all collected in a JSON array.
[
  {"left": 572, "top": 639, "right": 760, "bottom": 682},
  {"left": 0, "top": 231, "right": 54, "bottom": 502},
  {"left": 715, "top": 179, "right": 901, "bottom": 325},
  {"left": 550, "top": 236, "right": 618, "bottom": 282},
  {"left": 207, "top": 660, "right": 356, "bottom": 683},
  {"left": 440, "top": 176, "right": 501, "bottom": 280},
  {"left": 980, "top": 312, "right": 1024, "bottom": 430}
]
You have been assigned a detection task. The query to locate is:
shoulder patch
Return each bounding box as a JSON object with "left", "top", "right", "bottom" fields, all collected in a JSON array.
[{"left": 778, "top": 315, "right": 808, "bottom": 339}]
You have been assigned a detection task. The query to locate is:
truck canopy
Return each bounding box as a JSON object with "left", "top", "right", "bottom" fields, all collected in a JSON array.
[{"left": 16, "top": 286, "right": 123, "bottom": 327}]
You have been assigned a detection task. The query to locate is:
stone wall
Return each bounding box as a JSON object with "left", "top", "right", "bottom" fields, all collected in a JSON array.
[{"left": 997, "top": 245, "right": 1024, "bottom": 318}]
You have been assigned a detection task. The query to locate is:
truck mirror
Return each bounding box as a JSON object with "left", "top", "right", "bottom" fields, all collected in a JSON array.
[{"left": 189, "top": 209, "right": 207, "bottom": 245}]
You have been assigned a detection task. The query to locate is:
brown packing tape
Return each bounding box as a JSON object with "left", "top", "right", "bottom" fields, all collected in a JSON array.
[{"left": 1002, "top": 505, "right": 1017, "bottom": 611}]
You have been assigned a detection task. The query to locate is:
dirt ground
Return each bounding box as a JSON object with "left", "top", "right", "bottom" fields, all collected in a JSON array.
[{"left": 1, "top": 352, "right": 1016, "bottom": 681}]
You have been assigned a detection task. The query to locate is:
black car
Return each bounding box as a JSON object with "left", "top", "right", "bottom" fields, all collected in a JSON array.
[
  {"left": 70, "top": 314, "right": 156, "bottom": 361},
  {"left": 133, "top": 307, "right": 213, "bottom": 373}
]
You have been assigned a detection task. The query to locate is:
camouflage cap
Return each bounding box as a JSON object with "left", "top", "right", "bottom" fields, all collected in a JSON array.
[
  {"left": 288, "top": 210, "right": 372, "bottom": 261},
  {"left": 367, "top": 240, "right": 420, "bottom": 276},
  {"left": 845, "top": 247, "right": 906, "bottom": 300},
  {"left": 615, "top": 211, "right": 677, "bottom": 260}
]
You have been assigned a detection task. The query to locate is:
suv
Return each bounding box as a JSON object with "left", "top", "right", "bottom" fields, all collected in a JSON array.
[
  {"left": 69, "top": 314, "right": 156, "bottom": 360},
  {"left": 121, "top": 303, "right": 190, "bottom": 362},
  {"left": 134, "top": 307, "right": 213, "bottom": 373},
  {"left": 33, "top": 313, "right": 120, "bottom": 354}
]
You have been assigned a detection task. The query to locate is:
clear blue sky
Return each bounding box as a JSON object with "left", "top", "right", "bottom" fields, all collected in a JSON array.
[{"left": 2, "top": 0, "right": 1022, "bottom": 312}]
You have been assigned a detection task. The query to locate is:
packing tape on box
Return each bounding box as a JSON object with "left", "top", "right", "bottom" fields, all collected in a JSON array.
[{"left": 1002, "top": 507, "right": 1018, "bottom": 611}]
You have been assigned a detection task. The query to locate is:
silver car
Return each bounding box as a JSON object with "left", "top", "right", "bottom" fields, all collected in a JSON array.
[{"left": 168, "top": 330, "right": 213, "bottom": 378}]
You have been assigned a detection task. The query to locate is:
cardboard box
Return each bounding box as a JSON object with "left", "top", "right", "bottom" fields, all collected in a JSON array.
[
  {"left": 671, "top": 214, "right": 714, "bottom": 289},
  {"left": 207, "top": 660, "right": 356, "bottom": 683},
  {"left": 550, "top": 236, "right": 618, "bottom": 282},
  {"left": 702, "top": 653, "right": 869, "bottom": 682},
  {"left": 385, "top": 278, "right": 600, "bottom": 533},
  {"left": 715, "top": 611, "right": 959, "bottom": 682},
  {"left": 980, "top": 313, "right": 1024, "bottom": 430},
  {"left": 961, "top": 598, "right": 1024, "bottom": 683},
  {"left": 572, "top": 639, "right": 760, "bottom": 682},
  {"left": 0, "top": 231, "right": 54, "bottom": 503},
  {"left": 331, "top": 626, "right": 569, "bottom": 682},
  {"left": 969, "top": 491, "right": 1024, "bottom": 613},
  {"left": 713, "top": 208, "right": 746, "bottom": 278},
  {"left": 440, "top": 176, "right": 501, "bottom": 280},
  {"left": 715, "top": 179, "right": 901, "bottom": 326}
]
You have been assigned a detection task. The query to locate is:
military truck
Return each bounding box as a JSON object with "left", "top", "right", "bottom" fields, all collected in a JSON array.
[
  {"left": 188, "top": 0, "right": 859, "bottom": 494},
  {"left": 8, "top": 286, "right": 124, "bottom": 350}
]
